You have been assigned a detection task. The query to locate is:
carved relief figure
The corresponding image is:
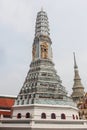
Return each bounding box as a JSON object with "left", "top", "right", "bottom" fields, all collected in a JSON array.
[
  {"left": 41, "top": 42, "right": 48, "bottom": 59},
  {"left": 32, "top": 45, "right": 36, "bottom": 60}
]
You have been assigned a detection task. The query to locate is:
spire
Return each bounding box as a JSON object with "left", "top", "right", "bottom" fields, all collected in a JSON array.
[
  {"left": 41, "top": 6, "right": 43, "bottom": 11},
  {"left": 32, "top": 9, "right": 52, "bottom": 61},
  {"left": 71, "top": 53, "right": 84, "bottom": 103},
  {"left": 73, "top": 52, "right": 78, "bottom": 69},
  {"left": 73, "top": 52, "right": 81, "bottom": 80},
  {"left": 35, "top": 9, "right": 50, "bottom": 37}
]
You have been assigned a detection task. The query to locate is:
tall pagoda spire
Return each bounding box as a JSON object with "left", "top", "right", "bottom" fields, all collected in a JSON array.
[
  {"left": 71, "top": 53, "right": 85, "bottom": 103},
  {"left": 14, "top": 9, "right": 74, "bottom": 107}
]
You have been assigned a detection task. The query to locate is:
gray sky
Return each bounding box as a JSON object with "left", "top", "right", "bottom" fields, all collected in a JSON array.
[{"left": 0, "top": 0, "right": 87, "bottom": 96}]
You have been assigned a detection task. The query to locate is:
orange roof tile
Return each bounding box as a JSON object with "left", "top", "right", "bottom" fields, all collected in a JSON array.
[{"left": 0, "top": 98, "right": 15, "bottom": 108}]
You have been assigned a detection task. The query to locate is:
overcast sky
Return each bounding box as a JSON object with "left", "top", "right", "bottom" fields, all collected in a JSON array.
[{"left": 0, "top": 0, "right": 87, "bottom": 96}]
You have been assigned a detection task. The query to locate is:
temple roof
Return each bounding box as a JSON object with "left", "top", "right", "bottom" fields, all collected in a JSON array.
[{"left": 0, "top": 96, "right": 16, "bottom": 108}]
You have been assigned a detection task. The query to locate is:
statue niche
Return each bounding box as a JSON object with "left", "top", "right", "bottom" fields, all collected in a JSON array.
[
  {"left": 41, "top": 42, "right": 48, "bottom": 59},
  {"left": 32, "top": 45, "right": 36, "bottom": 61}
]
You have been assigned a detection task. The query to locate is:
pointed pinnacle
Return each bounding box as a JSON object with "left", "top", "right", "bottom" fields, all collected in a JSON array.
[
  {"left": 73, "top": 52, "right": 78, "bottom": 69},
  {"left": 41, "top": 6, "right": 43, "bottom": 11}
]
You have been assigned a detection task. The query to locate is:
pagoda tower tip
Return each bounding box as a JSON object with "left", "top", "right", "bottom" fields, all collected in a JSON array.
[
  {"left": 73, "top": 52, "right": 78, "bottom": 69},
  {"left": 41, "top": 6, "right": 43, "bottom": 11}
]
